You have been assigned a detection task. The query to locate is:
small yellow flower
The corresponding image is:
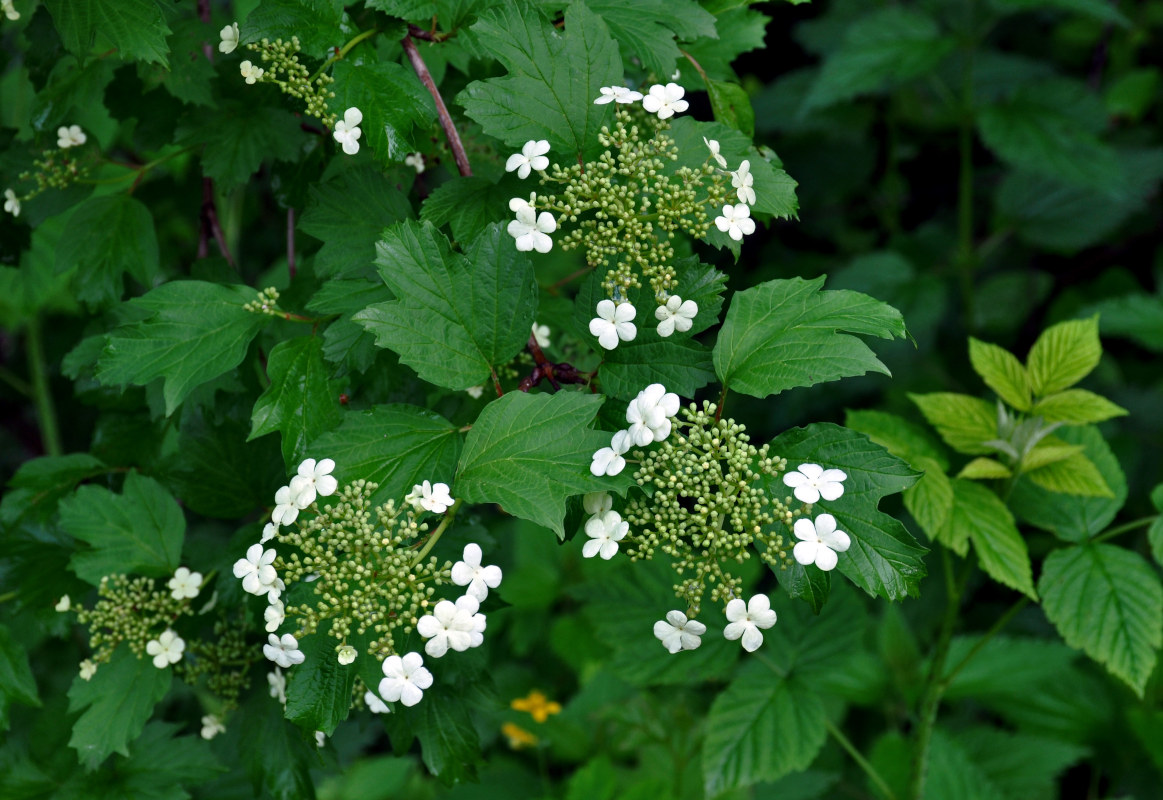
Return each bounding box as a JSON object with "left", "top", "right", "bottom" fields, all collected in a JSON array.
[
  {"left": 501, "top": 722, "right": 539, "bottom": 750},
  {"left": 510, "top": 689, "right": 562, "bottom": 723}
]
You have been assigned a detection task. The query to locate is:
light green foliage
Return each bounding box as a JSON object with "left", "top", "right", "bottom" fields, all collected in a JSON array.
[
  {"left": 1031, "top": 389, "right": 1128, "bottom": 424},
  {"left": 1026, "top": 315, "right": 1102, "bottom": 396},
  {"left": 909, "top": 393, "right": 997, "bottom": 455},
  {"left": 1024, "top": 448, "right": 1113, "bottom": 498},
  {"left": 968, "top": 337, "right": 1031, "bottom": 411},
  {"left": 44, "top": 0, "right": 171, "bottom": 66},
  {"left": 250, "top": 337, "right": 342, "bottom": 467},
  {"left": 941, "top": 479, "right": 1036, "bottom": 598},
  {"left": 957, "top": 457, "right": 1012, "bottom": 480},
  {"left": 56, "top": 195, "right": 160, "bottom": 309}
]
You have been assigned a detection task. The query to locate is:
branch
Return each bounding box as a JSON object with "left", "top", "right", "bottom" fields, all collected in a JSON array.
[
  {"left": 196, "top": 0, "right": 213, "bottom": 61},
  {"left": 401, "top": 35, "right": 473, "bottom": 177},
  {"left": 526, "top": 333, "right": 560, "bottom": 390}
]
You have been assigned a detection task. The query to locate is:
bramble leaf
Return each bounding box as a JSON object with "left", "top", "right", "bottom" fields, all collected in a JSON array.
[
  {"left": 909, "top": 393, "right": 998, "bottom": 456},
  {"left": 942, "top": 479, "right": 1036, "bottom": 599},
  {"left": 44, "top": 0, "right": 171, "bottom": 66},
  {"left": 1027, "top": 316, "right": 1102, "bottom": 396},
  {"left": 968, "top": 337, "right": 1031, "bottom": 411}
]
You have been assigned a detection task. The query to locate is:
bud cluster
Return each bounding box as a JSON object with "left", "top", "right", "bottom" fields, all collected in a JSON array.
[
  {"left": 243, "top": 286, "right": 283, "bottom": 316},
  {"left": 242, "top": 36, "right": 337, "bottom": 127}
]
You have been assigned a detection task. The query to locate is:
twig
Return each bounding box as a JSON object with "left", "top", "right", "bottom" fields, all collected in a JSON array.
[
  {"left": 287, "top": 207, "right": 296, "bottom": 279},
  {"left": 518, "top": 362, "right": 589, "bottom": 393},
  {"left": 200, "top": 178, "right": 236, "bottom": 269},
  {"left": 197, "top": 0, "right": 213, "bottom": 61},
  {"left": 525, "top": 333, "right": 560, "bottom": 390},
  {"left": 401, "top": 35, "right": 473, "bottom": 177}
]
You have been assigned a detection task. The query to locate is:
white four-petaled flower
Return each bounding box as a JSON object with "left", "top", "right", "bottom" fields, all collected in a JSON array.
[
  {"left": 655, "top": 295, "right": 698, "bottom": 338},
  {"left": 642, "top": 83, "right": 689, "bottom": 120},
  {"left": 219, "top": 22, "right": 240, "bottom": 54},
  {"left": 4, "top": 188, "right": 19, "bottom": 217},
  {"left": 508, "top": 206, "right": 557, "bottom": 253},
  {"left": 626, "top": 383, "right": 680, "bottom": 446},
  {"left": 379, "top": 652, "right": 433, "bottom": 707},
  {"left": 723, "top": 595, "right": 777, "bottom": 652},
  {"left": 654, "top": 610, "right": 706, "bottom": 653},
  {"left": 715, "top": 203, "right": 755, "bottom": 242},
  {"left": 168, "top": 566, "right": 202, "bottom": 600},
  {"left": 146, "top": 629, "right": 186, "bottom": 668},
  {"left": 782, "top": 463, "right": 847, "bottom": 504},
  {"left": 532, "top": 323, "right": 551, "bottom": 349},
  {"left": 404, "top": 152, "right": 425, "bottom": 173},
  {"left": 2, "top": 0, "right": 18, "bottom": 21},
  {"left": 55, "top": 595, "right": 70, "bottom": 612},
  {"left": 233, "top": 543, "right": 277, "bottom": 596},
  {"left": 268, "top": 667, "right": 286, "bottom": 704},
  {"left": 265, "top": 600, "right": 285, "bottom": 633},
  {"left": 57, "top": 125, "right": 86, "bottom": 149},
  {"left": 406, "top": 480, "right": 455, "bottom": 514},
  {"left": 451, "top": 543, "right": 503, "bottom": 602},
  {"left": 365, "top": 690, "right": 390, "bottom": 714},
  {"left": 589, "top": 299, "right": 637, "bottom": 350},
  {"left": 79, "top": 659, "right": 97, "bottom": 681},
  {"left": 239, "top": 60, "right": 264, "bottom": 84},
  {"left": 582, "top": 491, "right": 612, "bottom": 517},
  {"left": 582, "top": 510, "right": 628, "bottom": 560},
  {"left": 332, "top": 107, "right": 363, "bottom": 155},
  {"left": 201, "top": 714, "right": 226, "bottom": 740},
  {"left": 290, "top": 457, "right": 338, "bottom": 506},
  {"left": 261, "top": 522, "right": 279, "bottom": 543},
  {"left": 590, "top": 430, "right": 631, "bottom": 477},
  {"left": 416, "top": 595, "right": 486, "bottom": 657},
  {"left": 730, "top": 160, "right": 756, "bottom": 206},
  {"left": 593, "top": 85, "right": 644, "bottom": 105},
  {"left": 271, "top": 483, "right": 304, "bottom": 526},
  {"left": 793, "top": 513, "right": 852, "bottom": 572},
  {"left": 264, "top": 633, "right": 305, "bottom": 668},
  {"left": 505, "top": 139, "right": 550, "bottom": 179},
  {"left": 704, "top": 137, "right": 728, "bottom": 168}
]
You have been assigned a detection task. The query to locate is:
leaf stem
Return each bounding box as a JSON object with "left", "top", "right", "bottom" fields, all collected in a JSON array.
[
  {"left": 825, "top": 716, "right": 897, "bottom": 800},
  {"left": 412, "top": 499, "right": 463, "bottom": 565},
  {"left": 27, "top": 318, "right": 62, "bottom": 456},
  {"left": 940, "top": 596, "right": 1029, "bottom": 688},
  {"left": 1094, "top": 515, "right": 1158, "bottom": 543},
  {"left": 402, "top": 34, "right": 473, "bottom": 177},
  {"left": 306, "top": 28, "right": 379, "bottom": 84},
  {"left": 715, "top": 383, "right": 729, "bottom": 422}
]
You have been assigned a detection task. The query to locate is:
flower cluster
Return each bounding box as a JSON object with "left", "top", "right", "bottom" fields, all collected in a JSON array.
[
  {"left": 243, "top": 286, "right": 284, "bottom": 316},
  {"left": 590, "top": 383, "right": 681, "bottom": 477},
  {"left": 6, "top": 125, "right": 92, "bottom": 219},
  {"left": 226, "top": 31, "right": 338, "bottom": 128}
]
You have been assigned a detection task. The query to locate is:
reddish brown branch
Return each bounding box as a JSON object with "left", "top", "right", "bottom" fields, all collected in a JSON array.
[
  {"left": 518, "top": 362, "right": 589, "bottom": 393},
  {"left": 526, "top": 333, "right": 560, "bottom": 391},
  {"left": 401, "top": 35, "right": 472, "bottom": 177}
]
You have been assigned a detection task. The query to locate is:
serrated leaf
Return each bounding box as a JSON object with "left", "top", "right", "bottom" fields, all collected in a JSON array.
[
  {"left": 943, "top": 479, "right": 1036, "bottom": 599},
  {"left": 241, "top": 0, "right": 344, "bottom": 59},
  {"left": 178, "top": 104, "right": 303, "bottom": 192},
  {"left": 59, "top": 471, "right": 184, "bottom": 585},
  {"left": 598, "top": 337, "right": 716, "bottom": 402},
  {"left": 355, "top": 221, "right": 537, "bottom": 391},
  {"left": 1088, "top": 292, "right": 1163, "bottom": 352},
  {"left": 681, "top": 6, "right": 767, "bottom": 79},
  {"left": 781, "top": 560, "right": 831, "bottom": 614},
  {"left": 844, "top": 409, "right": 950, "bottom": 470},
  {"left": 285, "top": 633, "right": 357, "bottom": 735},
  {"left": 1150, "top": 485, "right": 1163, "bottom": 568},
  {"left": 307, "top": 278, "right": 394, "bottom": 372},
  {"left": 0, "top": 625, "right": 40, "bottom": 731},
  {"left": 1021, "top": 440, "right": 1084, "bottom": 471},
  {"left": 459, "top": 1, "right": 620, "bottom": 160},
  {"left": 330, "top": 59, "right": 436, "bottom": 161},
  {"left": 714, "top": 276, "right": 906, "bottom": 399},
  {"left": 1027, "top": 316, "right": 1102, "bottom": 396},
  {"left": 957, "top": 457, "right": 1013, "bottom": 480},
  {"left": 238, "top": 690, "right": 315, "bottom": 800},
  {"left": 249, "top": 337, "right": 342, "bottom": 467},
  {"left": 707, "top": 78, "right": 756, "bottom": 137},
  {"left": 903, "top": 457, "right": 955, "bottom": 543},
  {"left": 957, "top": 728, "right": 1088, "bottom": 800},
  {"left": 419, "top": 176, "right": 512, "bottom": 243},
  {"left": 1026, "top": 451, "right": 1113, "bottom": 497},
  {"left": 909, "top": 393, "right": 998, "bottom": 456},
  {"left": 584, "top": 0, "right": 714, "bottom": 79},
  {"left": 968, "top": 337, "right": 1031, "bottom": 411},
  {"left": 0, "top": 453, "right": 108, "bottom": 528},
  {"left": 1039, "top": 543, "right": 1163, "bottom": 696},
  {"left": 408, "top": 683, "right": 484, "bottom": 784},
  {"left": 457, "top": 392, "right": 621, "bottom": 537},
  {"left": 924, "top": 729, "right": 1003, "bottom": 800},
  {"left": 55, "top": 194, "right": 160, "bottom": 309},
  {"left": 67, "top": 645, "right": 172, "bottom": 768},
  {"left": 96, "top": 282, "right": 268, "bottom": 416},
  {"left": 113, "top": 722, "right": 224, "bottom": 796},
  {"left": 1031, "top": 389, "right": 1128, "bottom": 424},
  {"left": 44, "top": 0, "right": 171, "bottom": 66},
  {"left": 944, "top": 635, "right": 1078, "bottom": 700}
]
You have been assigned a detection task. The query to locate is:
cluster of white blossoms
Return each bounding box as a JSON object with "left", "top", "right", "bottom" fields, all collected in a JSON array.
[
  {"left": 239, "top": 59, "right": 265, "bottom": 84},
  {"left": 653, "top": 593, "right": 778, "bottom": 654},
  {"left": 595, "top": 82, "right": 688, "bottom": 121},
  {"left": 506, "top": 162, "right": 558, "bottom": 253},
  {"left": 405, "top": 480, "right": 455, "bottom": 514},
  {"left": 590, "top": 384, "right": 681, "bottom": 480},
  {"left": 581, "top": 492, "right": 627, "bottom": 560},
  {"left": 703, "top": 137, "right": 759, "bottom": 242},
  {"left": 590, "top": 293, "right": 697, "bottom": 347},
  {"left": 783, "top": 463, "right": 852, "bottom": 571}
]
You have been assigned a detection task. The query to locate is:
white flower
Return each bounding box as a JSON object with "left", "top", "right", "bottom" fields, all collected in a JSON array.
[
  {"left": 271, "top": 484, "right": 303, "bottom": 526},
  {"left": 146, "top": 629, "right": 186, "bottom": 669},
  {"left": 532, "top": 323, "right": 551, "bottom": 349},
  {"left": 55, "top": 595, "right": 70, "bottom": 612},
  {"left": 265, "top": 577, "right": 286, "bottom": 604},
  {"left": 507, "top": 206, "right": 557, "bottom": 253},
  {"left": 625, "top": 383, "right": 680, "bottom": 446},
  {"left": 593, "top": 85, "right": 644, "bottom": 105},
  {"left": 508, "top": 193, "right": 536, "bottom": 214},
  {"left": 582, "top": 491, "right": 612, "bottom": 516},
  {"left": 589, "top": 299, "right": 637, "bottom": 350},
  {"left": 379, "top": 652, "right": 433, "bottom": 708},
  {"left": 3, "top": 188, "right": 19, "bottom": 217},
  {"left": 201, "top": 714, "right": 226, "bottom": 740},
  {"left": 264, "top": 600, "right": 285, "bottom": 633},
  {"left": 505, "top": 139, "right": 550, "bottom": 179},
  {"left": 167, "top": 566, "right": 202, "bottom": 600},
  {"left": 655, "top": 296, "right": 698, "bottom": 338},
  {"left": 406, "top": 480, "right": 455, "bottom": 514},
  {"left": 365, "top": 690, "right": 390, "bottom": 714},
  {"left": 782, "top": 463, "right": 847, "bottom": 504},
  {"left": 404, "top": 152, "right": 425, "bottom": 173},
  {"left": 723, "top": 595, "right": 777, "bottom": 652},
  {"left": 671, "top": 68, "right": 682, "bottom": 81},
  {"left": 583, "top": 510, "right": 628, "bottom": 560},
  {"left": 704, "top": 137, "right": 728, "bottom": 168},
  {"left": 268, "top": 667, "right": 286, "bottom": 704},
  {"left": 332, "top": 107, "right": 363, "bottom": 155},
  {"left": 293, "top": 457, "right": 338, "bottom": 505},
  {"left": 590, "top": 430, "right": 631, "bottom": 477},
  {"left": 337, "top": 645, "right": 357, "bottom": 665},
  {"left": 451, "top": 543, "right": 503, "bottom": 602},
  {"left": 2, "top": 0, "right": 18, "bottom": 21},
  {"left": 57, "top": 125, "right": 86, "bottom": 149},
  {"left": 239, "top": 60, "right": 264, "bottom": 85},
  {"left": 465, "top": 385, "right": 484, "bottom": 399},
  {"left": 198, "top": 591, "right": 218, "bottom": 615},
  {"left": 714, "top": 203, "right": 755, "bottom": 242},
  {"left": 416, "top": 595, "right": 484, "bottom": 658},
  {"left": 218, "top": 22, "right": 239, "bottom": 54},
  {"left": 653, "top": 610, "right": 706, "bottom": 653},
  {"left": 793, "top": 514, "right": 852, "bottom": 572},
  {"left": 233, "top": 543, "right": 277, "bottom": 596},
  {"left": 264, "top": 633, "right": 305, "bottom": 668},
  {"left": 641, "top": 83, "right": 689, "bottom": 120},
  {"left": 79, "top": 659, "right": 97, "bottom": 681},
  {"left": 730, "top": 160, "right": 756, "bottom": 206},
  {"left": 261, "top": 522, "right": 279, "bottom": 543},
  {"left": 315, "top": 731, "right": 326, "bottom": 748}
]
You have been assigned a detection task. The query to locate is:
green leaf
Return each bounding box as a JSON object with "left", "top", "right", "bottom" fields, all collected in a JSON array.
[
  {"left": 707, "top": 79, "right": 756, "bottom": 137},
  {"left": 1150, "top": 485, "right": 1163, "bottom": 568},
  {"left": 988, "top": 0, "right": 1130, "bottom": 26},
  {"left": 968, "top": 337, "right": 1031, "bottom": 411},
  {"left": 330, "top": 60, "right": 436, "bottom": 161},
  {"left": 702, "top": 667, "right": 826, "bottom": 794},
  {"left": 1010, "top": 425, "right": 1126, "bottom": 542},
  {"left": 1020, "top": 441, "right": 1083, "bottom": 472},
  {"left": 944, "top": 635, "right": 1078, "bottom": 700},
  {"left": 67, "top": 644, "right": 172, "bottom": 768},
  {"left": 781, "top": 560, "right": 831, "bottom": 614},
  {"left": 459, "top": 1, "right": 621, "bottom": 160},
  {"left": 355, "top": 221, "right": 537, "bottom": 391},
  {"left": 457, "top": 392, "right": 620, "bottom": 537},
  {"left": 59, "top": 472, "right": 185, "bottom": 585},
  {"left": 1039, "top": 543, "right": 1163, "bottom": 696},
  {"left": 285, "top": 633, "right": 357, "bottom": 735},
  {"left": 956, "top": 728, "right": 1088, "bottom": 800},
  {"left": 1027, "top": 315, "right": 1102, "bottom": 396},
  {"left": 408, "top": 684, "right": 484, "bottom": 784},
  {"left": 310, "top": 404, "right": 461, "bottom": 508},
  {"left": 1106, "top": 69, "right": 1161, "bottom": 121},
  {"left": 419, "top": 176, "right": 512, "bottom": 244},
  {"left": 903, "top": 458, "right": 955, "bottom": 545},
  {"left": 1031, "top": 389, "right": 1128, "bottom": 424},
  {"left": 241, "top": 0, "right": 345, "bottom": 58},
  {"left": 178, "top": 105, "right": 304, "bottom": 192},
  {"left": 584, "top": 0, "right": 715, "bottom": 80},
  {"left": 44, "top": 0, "right": 171, "bottom": 66},
  {"left": 943, "top": 479, "right": 1036, "bottom": 599},
  {"left": 112, "top": 722, "right": 224, "bottom": 797},
  {"left": 298, "top": 166, "right": 414, "bottom": 279},
  {"left": 0, "top": 625, "right": 40, "bottom": 731},
  {"left": 599, "top": 337, "right": 716, "bottom": 402},
  {"left": 713, "top": 276, "right": 906, "bottom": 399},
  {"left": 249, "top": 337, "right": 342, "bottom": 468},
  {"left": 307, "top": 278, "right": 394, "bottom": 372},
  {"left": 801, "top": 7, "right": 955, "bottom": 111},
  {"left": 0, "top": 453, "right": 107, "bottom": 528},
  {"left": 681, "top": 6, "right": 767, "bottom": 79},
  {"left": 957, "top": 457, "right": 1013, "bottom": 480},
  {"left": 909, "top": 393, "right": 998, "bottom": 456},
  {"left": 770, "top": 423, "right": 926, "bottom": 601},
  {"left": 238, "top": 689, "right": 315, "bottom": 800},
  {"left": 844, "top": 409, "right": 949, "bottom": 470},
  {"left": 96, "top": 281, "right": 268, "bottom": 416},
  {"left": 1089, "top": 292, "right": 1163, "bottom": 352},
  {"left": 1025, "top": 451, "right": 1114, "bottom": 498},
  {"left": 924, "top": 729, "right": 1005, "bottom": 800},
  {"left": 55, "top": 195, "right": 160, "bottom": 309}
]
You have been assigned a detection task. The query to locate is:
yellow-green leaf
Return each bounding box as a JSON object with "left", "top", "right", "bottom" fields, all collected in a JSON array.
[
  {"left": 1026, "top": 451, "right": 1114, "bottom": 498},
  {"left": 909, "top": 393, "right": 998, "bottom": 455},
  {"left": 1032, "top": 389, "right": 1128, "bottom": 424},
  {"left": 958, "top": 457, "right": 1013, "bottom": 480},
  {"left": 1027, "top": 316, "right": 1102, "bottom": 395},
  {"left": 968, "top": 337, "right": 1032, "bottom": 410}
]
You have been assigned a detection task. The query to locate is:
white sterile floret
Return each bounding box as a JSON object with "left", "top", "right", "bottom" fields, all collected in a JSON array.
[
  {"left": 233, "top": 543, "right": 277, "bottom": 595},
  {"left": 265, "top": 600, "right": 285, "bottom": 632},
  {"left": 505, "top": 139, "right": 550, "bottom": 179},
  {"left": 704, "top": 137, "right": 728, "bottom": 168},
  {"left": 416, "top": 595, "right": 484, "bottom": 657},
  {"left": 583, "top": 510, "right": 628, "bottom": 560},
  {"left": 404, "top": 152, "right": 425, "bottom": 173},
  {"left": 57, "top": 125, "right": 86, "bottom": 149},
  {"left": 730, "top": 160, "right": 756, "bottom": 206},
  {"left": 508, "top": 206, "right": 557, "bottom": 253},
  {"left": 264, "top": 633, "right": 305, "bottom": 668},
  {"left": 55, "top": 595, "right": 70, "bottom": 612},
  {"left": 293, "top": 457, "right": 338, "bottom": 504},
  {"left": 642, "top": 83, "right": 689, "bottom": 120},
  {"left": 365, "top": 690, "right": 390, "bottom": 714},
  {"left": 406, "top": 480, "right": 455, "bottom": 514},
  {"left": 723, "top": 595, "right": 777, "bottom": 652},
  {"left": 201, "top": 714, "right": 226, "bottom": 740},
  {"left": 316, "top": 732, "right": 326, "bottom": 747},
  {"left": 239, "top": 60, "right": 264, "bottom": 84},
  {"left": 167, "top": 566, "right": 202, "bottom": 600},
  {"left": 2, "top": 0, "right": 18, "bottom": 21},
  {"left": 79, "top": 659, "right": 97, "bottom": 681},
  {"left": 465, "top": 385, "right": 484, "bottom": 399},
  {"left": 261, "top": 522, "right": 279, "bottom": 543},
  {"left": 654, "top": 610, "right": 706, "bottom": 653},
  {"left": 268, "top": 667, "right": 286, "bottom": 704},
  {"left": 4, "top": 189, "right": 20, "bottom": 217},
  {"left": 589, "top": 299, "right": 637, "bottom": 350},
  {"left": 593, "top": 85, "right": 644, "bottom": 105},
  {"left": 219, "top": 22, "right": 240, "bottom": 54},
  {"left": 271, "top": 484, "right": 303, "bottom": 525},
  {"left": 337, "top": 645, "right": 357, "bottom": 665},
  {"left": 793, "top": 513, "right": 852, "bottom": 572},
  {"left": 332, "top": 107, "right": 363, "bottom": 155},
  {"left": 626, "top": 383, "right": 681, "bottom": 446},
  {"left": 590, "top": 430, "right": 631, "bottom": 477},
  {"left": 146, "top": 629, "right": 186, "bottom": 668},
  {"left": 782, "top": 463, "right": 847, "bottom": 504},
  {"left": 509, "top": 192, "right": 536, "bottom": 214},
  {"left": 451, "top": 543, "right": 503, "bottom": 602},
  {"left": 532, "top": 323, "right": 551, "bottom": 349},
  {"left": 266, "top": 577, "right": 286, "bottom": 604},
  {"left": 582, "top": 491, "right": 612, "bottom": 516},
  {"left": 379, "top": 652, "right": 433, "bottom": 707},
  {"left": 655, "top": 295, "right": 698, "bottom": 338},
  {"left": 715, "top": 204, "right": 756, "bottom": 242}
]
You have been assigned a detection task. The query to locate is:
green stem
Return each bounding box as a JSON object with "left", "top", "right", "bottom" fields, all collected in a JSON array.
[
  {"left": 825, "top": 716, "right": 897, "bottom": 800},
  {"left": 0, "top": 365, "right": 32, "bottom": 396},
  {"left": 1094, "top": 515, "right": 1158, "bottom": 544},
  {"left": 27, "top": 318, "right": 62, "bottom": 456},
  {"left": 412, "top": 499, "right": 463, "bottom": 565},
  {"left": 307, "top": 28, "right": 378, "bottom": 83},
  {"left": 715, "top": 383, "right": 729, "bottom": 422},
  {"left": 940, "top": 596, "right": 1029, "bottom": 688}
]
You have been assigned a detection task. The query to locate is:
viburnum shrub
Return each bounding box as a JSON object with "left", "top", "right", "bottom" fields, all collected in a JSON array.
[{"left": 2, "top": 1, "right": 1163, "bottom": 799}]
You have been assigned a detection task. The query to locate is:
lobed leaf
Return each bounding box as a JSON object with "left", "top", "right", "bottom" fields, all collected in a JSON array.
[{"left": 249, "top": 337, "right": 342, "bottom": 468}]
